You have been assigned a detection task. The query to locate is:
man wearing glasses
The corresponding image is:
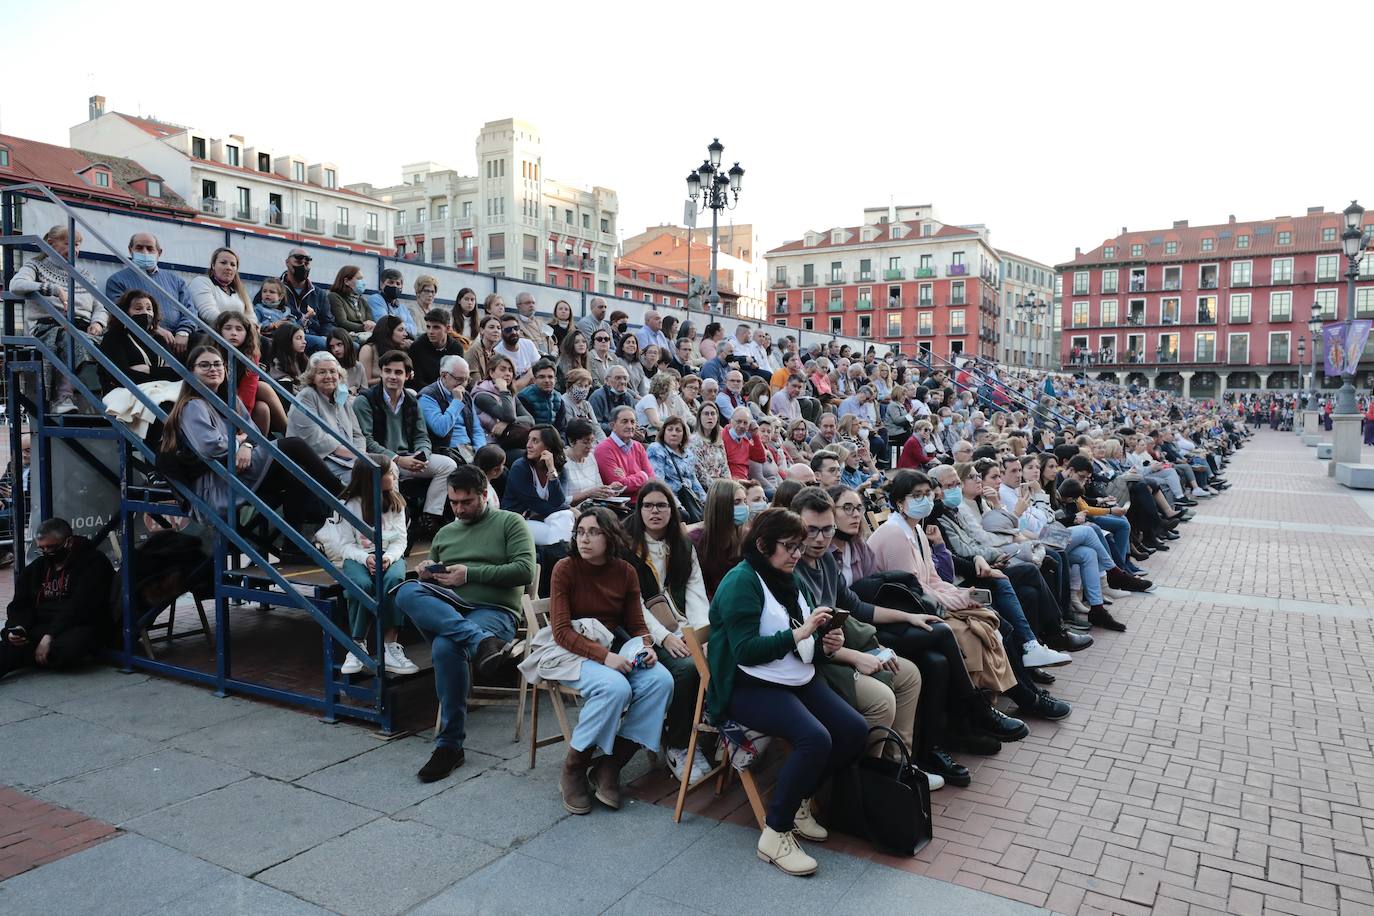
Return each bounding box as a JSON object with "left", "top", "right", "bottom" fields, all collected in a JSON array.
[
  {"left": 1, "top": 517, "right": 114, "bottom": 680},
  {"left": 256, "top": 248, "right": 333, "bottom": 351}
]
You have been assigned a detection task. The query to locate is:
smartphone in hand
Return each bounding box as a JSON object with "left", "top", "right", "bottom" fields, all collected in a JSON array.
[
  {"left": 424, "top": 562, "right": 448, "bottom": 574},
  {"left": 969, "top": 588, "right": 993, "bottom": 606},
  {"left": 823, "top": 608, "right": 851, "bottom": 632}
]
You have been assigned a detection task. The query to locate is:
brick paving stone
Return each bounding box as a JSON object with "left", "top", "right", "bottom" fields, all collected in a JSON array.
[{"left": 0, "top": 785, "right": 117, "bottom": 879}]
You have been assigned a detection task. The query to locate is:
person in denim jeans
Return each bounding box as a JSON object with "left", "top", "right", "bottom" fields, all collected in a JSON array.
[{"left": 396, "top": 465, "right": 534, "bottom": 783}]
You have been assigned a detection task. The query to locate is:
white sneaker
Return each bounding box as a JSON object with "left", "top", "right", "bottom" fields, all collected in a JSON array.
[
  {"left": 690, "top": 747, "right": 713, "bottom": 781},
  {"left": 1022, "top": 640, "right": 1072, "bottom": 668},
  {"left": 341, "top": 648, "right": 366, "bottom": 675},
  {"left": 1191, "top": 487, "right": 1212, "bottom": 499},
  {"left": 666, "top": 746, "right": 690, "bottom": 782},
  {"left": 1101, "top": 583, "right": 1131, "bottom": 599},
  {"left": 922, "top": 770, "right": 946, "bottom": 791},
  {"left": 52, "top": 397, "right": 78, "bottom": 415},
  {"left": 384, "top": 642, "right": 420, "bottom": 675}
]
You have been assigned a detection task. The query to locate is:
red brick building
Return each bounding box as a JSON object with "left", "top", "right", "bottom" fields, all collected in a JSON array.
[
  {"left": 1057, "top": 207, "right": 1374, "bottom": 398},
  {"left": 765, "top": 205, "right": 1001, "bottom": 359}
]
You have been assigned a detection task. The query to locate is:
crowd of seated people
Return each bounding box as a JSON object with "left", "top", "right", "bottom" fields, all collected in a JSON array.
[{"left": 6, "top": 227, "right": 1253, "bottom": 878}]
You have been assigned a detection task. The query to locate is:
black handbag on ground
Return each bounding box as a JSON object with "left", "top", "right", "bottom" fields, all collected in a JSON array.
[{"left": 828, "top": 725, "right": 933, "bottom": 856}]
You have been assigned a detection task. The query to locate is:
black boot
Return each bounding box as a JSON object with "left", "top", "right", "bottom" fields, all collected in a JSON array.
[
  {"left": 969, "top": 699, "right": 1029, "bottom": 742},
  {"left": 1089, "top": 606, "right": 1127, "bottom": 632},
  {"left": 918, "top": 747, "right": 971, "bottom": 787}
]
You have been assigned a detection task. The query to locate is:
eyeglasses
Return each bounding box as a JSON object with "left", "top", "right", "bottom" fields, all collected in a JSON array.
[
  {"left": 575, "top": 528, "right": 604, "bottom": 539},
  {"left": 779, "top": 541, "right": 805, "bottom": 556},
  {"left": 835, "top": 503, "right": 863, "bottom": 515},
  {"left": 289, "top": 255, "right": 312, "bottom": 263},
  {"left": 194, "top": 361, "right": 225, "bottom": 370},
  {"left": 641, "top": 501, "right": 672, "bottom": 512},
  {"left": 594, "top": 336, "right": 611, "bottom": 342},
  {"left": 805, "top": 525, "right": 837, "bottom": 540}
]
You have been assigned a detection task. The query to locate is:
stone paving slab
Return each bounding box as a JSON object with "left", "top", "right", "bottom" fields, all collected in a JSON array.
[
  {"left": 143, "top": 873, "right": 337, "bottom": 916},
  {"left": 123, "top": 776, "right": 377, "bottom": 876},
  {"left": 294, "top": 736, "right": 502, "bottom": 815},
  {"left": 167, "top": 707, "right": 383, "bottom": 781},
  {"left": 0, "top": 712, "right": 158, "bottom": 791},
  {"left": 36, "top": 747, "right": 251, "bottom": 825},
  {"left": 397, "top": 768, "right": 574, "bottom": 850},
  {"left": 407, "top": 850, "right": 641, "bottom": 916},
  {"left": 257, "top": 817, "right": 501, "bottom": 916},
  {"left": 51, "top": 676, "right": 261, "bottom": 742}
]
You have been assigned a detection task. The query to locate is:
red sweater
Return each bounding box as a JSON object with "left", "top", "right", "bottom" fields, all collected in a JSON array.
[
  {"left": 594, "top": 434, "right": 654, "bottom": 497},
  {"left": 898, "top": 435, "right": 931, "bottom": 469},
  {"left": 722, "top": 429, "right": 766, "bottom": 479}
]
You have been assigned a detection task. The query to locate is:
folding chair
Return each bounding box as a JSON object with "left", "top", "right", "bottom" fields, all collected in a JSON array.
[
  {"left": 864, "top": 506, "right": 890, "bottom": 537},
  {"left": 671, "top": 624, "right": 730, "bottom": 822},
  {"left": 522, "top": 594, "right": 581, "bottom": 768}
]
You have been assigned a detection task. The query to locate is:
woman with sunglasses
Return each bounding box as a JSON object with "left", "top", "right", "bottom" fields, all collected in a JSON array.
[
  {"left": 587, "top": 328, "right": 617, "bottom": 387},
  {"left": 705, "top": 507, "right": 867, "bottom": 877},
  {"left": 624, "top": 481, "right": 712, "bottom": 783},
  {"left": 545, "top": 507, "right": 673, "bottom": 816}
]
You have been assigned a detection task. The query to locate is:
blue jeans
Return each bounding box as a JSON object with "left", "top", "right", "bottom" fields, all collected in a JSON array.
[
  {"left": 304, "top": 333, "right": 328, "bottom": 354},
  {"left": 340, "top": 558, "right": 407, "bottom": 639},
  {"left": 564, "top": 657, "right": 674, "bottom": 756},
  {"left": 1091, "top": 513, "right": 1133, "bottom": 570},
  {"left": 726, "top": 672, "right": 867, "bottom": 832},
  {"left": 395, "top": 581, "right": 517, "bottom": 750},
  {"left": 986, "top": 576, "right": 1037, "bottom": 645}
]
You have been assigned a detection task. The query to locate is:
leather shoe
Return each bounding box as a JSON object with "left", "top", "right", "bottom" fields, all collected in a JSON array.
[
  {"left": 1016, "top": 692, "right": 1072, "bottom": 721},
  {"left": 971, "top": 703, "right": 1030, "bottom": 742},
  {"left": 1089, "top": 607, "right": 1127, "bottom": 632},
  {"left": 417, "top": 746, "right": 465, "bottom": 783},
  {"left": 1046, "top": 629, "right": 1094, "bottom": 652},
  {"left": 474, "top": 636, "right": 514, "bottom": 681},
  {"left": 949, "top": 729, "right": 1003, "bottom": 755},
  {"left": 919, "top": 747, "right": 971, "bottom": 787},
  {"left": 1029, "top": 668, "right": 1056, "bottom": 685}
]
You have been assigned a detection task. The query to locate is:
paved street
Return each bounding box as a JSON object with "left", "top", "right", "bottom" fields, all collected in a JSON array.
[{"left": 2, "top": 429, "right": 1373, "bottom": 915}]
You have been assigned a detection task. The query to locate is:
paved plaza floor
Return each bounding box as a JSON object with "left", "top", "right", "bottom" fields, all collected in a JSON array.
[{"left": 2, "top": 429, "right": 1373, "bottom": 915}]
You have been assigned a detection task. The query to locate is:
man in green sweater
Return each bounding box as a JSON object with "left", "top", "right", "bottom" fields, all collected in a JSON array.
[{"left": 395, "top": 464, "right": 535, "bottom": 783}]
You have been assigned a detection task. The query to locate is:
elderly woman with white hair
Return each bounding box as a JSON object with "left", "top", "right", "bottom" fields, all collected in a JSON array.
[{"left": 285, "top": 351, "right": 369, "bottom": 483}]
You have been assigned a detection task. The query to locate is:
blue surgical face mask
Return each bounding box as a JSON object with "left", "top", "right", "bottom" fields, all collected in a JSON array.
[
  {"left": 130, "top": 252, "right": 158, "bottom": 271},
  {"left": 941, "top": 416, "right": 952, "bottom": 426},
  {"left": 904, "top": 495, "right": 933, "bottom": 521},
  {"left": 334, "top": 382, "right": 349, "bottom": 406},
  {"left": 942, "top": 487, "right": 963, "bottom": 509},
  {"left": 732, "top": 504, "right": 749, "bottom": 526},
  {"left": 352, "top": 278, "right": 367, "bottom": 295}
]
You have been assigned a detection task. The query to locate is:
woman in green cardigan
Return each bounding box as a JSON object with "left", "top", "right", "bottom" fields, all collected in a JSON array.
[{"left": 705, "top": 507, "right": 868, "bottom": 878}]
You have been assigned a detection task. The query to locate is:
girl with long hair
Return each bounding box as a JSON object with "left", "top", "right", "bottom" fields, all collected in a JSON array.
[
  {"left": 451, "top": 287, "right": 480, "bottom": 348},
  {"left": 358, "top": 315, "right": 410, "bottom": 386},
  {"left": 214, "top": 310, "right": 286, "bottom": 434},
  {"left": 688, "top": 478, "right": 747, "bottom": 597},
  {"left": 686, "top": 402, "right": 729, "bottom": 491}
]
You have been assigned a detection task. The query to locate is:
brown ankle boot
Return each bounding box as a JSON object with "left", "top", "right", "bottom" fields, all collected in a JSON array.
[
  {"left": 560, "top": 746, "right": 595, "bottom": 815},
  {"left": 590, "top": 738, "right": 640, "bottom": 810}
]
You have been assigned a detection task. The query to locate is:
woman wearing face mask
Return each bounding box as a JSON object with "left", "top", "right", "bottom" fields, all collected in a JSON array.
[
  {"left": 285, "top": 351, "right": 369, "bottom": 484},
  {"left": 326, "top": 266, "right": 375, "bottom": 339},
  {"left": 560, "top": 368, "right": 602, "bottom": 442},
  {"left": 688, "top": 479, "right": 748, "bottom": 598},
  {"left": 744, "top": 482, "right": 769, "bottom": 519},
  {"left": 99, "top": 290, "right": 180, "bottom": 394},
  {"left": 647, "top": 417, "right": 705, "bottom": 522},
  {"left": 188, "top": 247, "right": 253, "bottom": 323},
  {"left": 608, "top": 310, "right": 631, "bottom": 348}
]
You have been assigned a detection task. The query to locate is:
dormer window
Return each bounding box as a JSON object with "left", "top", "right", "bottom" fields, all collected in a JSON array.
[
  {"left": 324, "top": 168, "right": 337, "bottom": 189},
  {"left": 226, "top": 145, "right": 240, "bottom": 167},
  {"left": 93, "top": 170, "right": 110, "bottom": 188},
  {"left": 191, "top": 137, "right": 207, "bottom": 159},
  {"left": 0, "top": 147, "right": 9, "bottom": 167},
  {"left": 146, "top": 180, "right": 161, "bottom": 198},
  {"left": 292, "top": 162, "right": 305, "bottom": 183}
]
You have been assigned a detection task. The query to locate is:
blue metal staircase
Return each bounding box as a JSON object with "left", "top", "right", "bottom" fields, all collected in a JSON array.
[{"left": 1, "top": 183, "right": 415, "bottom": 731}]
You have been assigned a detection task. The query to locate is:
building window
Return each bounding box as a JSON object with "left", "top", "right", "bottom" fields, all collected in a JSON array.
[
  {"left": 1271, "top": 257, "right": 1293, "bottom": 283},
  {"left": 236, "top": 187, "right": 251, "bottom": 219},
  {"left": 1316, "top": 255, "right": 1339, "bottom": 281},
  {"left": 1269, "top": 291, "right": 1292, "bottom": 321},
  {"left": 336, "top": 205, "right": 348, "bottom": 226},
  {"left": 1230, "top": 261, "right": 1253, "bottom": 286},
  {"left": 93, "top": 171, "right": 110, "bottom": 187},
  {"left": 1229, "top": 293, "right": 1251, "bottom": 321},
  {"left": 1228, "top": 333, "right": 1249, "bottom": 364},
  {"left": 488, "top": 232, "right": 505, "bottom": 260},
  {"left": 1201, "top": 238, "right": 1214, "bottom": 251},
  {"left": 1355, "top": 287, "right": 1374, "bottom": 318},
  {"left": 1268, "top": 332, "right": 1291, "bottom": 363},
  {"left": 0, "top": 147, "right": 9, "bottom": 167},
  {"left": 146, "top": 180, "right": 161, "bottom": 198},
  {"left": 1103, "top": 246, "right": 1115, "bottom": 259},
  {"left": 462, "top": 201, "right": 472, "bottom": 218},
  {"left": 951, "top": 281, "right": 965, "bottom": 305},
  {"left": 1195, "top": 331, "right": 1216, "bottom": 362},
  {"left": 601, "top": 217, "right": 610, "bottom": 232},
  {"left": 1100, "top": 300, "right": 1118, "bottom": 325},
  {"left": 948, "top": 310, "right": 965, "bottom": 334},
  {"left": 323, "top": 168, "right": 336, "bottom": 189},
  {"left": 830, "top": 261, "right": 843, "bottom": 283},
  {"left": 523, "top": 233, "right": 538, "bottom": 260},
  {"left": 1072, "top": 301, "right": 1089, "bottom": 327},
  {"left": 1235, "top": 234, "right": 1249, "bottom": 249},
  {"left": 1277, "top": 231, "right": 1292, "bottom": 245},
  {"left": 396, "top": 211, "right": 406, "bottom": 228},
  {"left": 802, "top": 317, "right": 814, "bottom": 331},
  {"left": 1073, "top": 271, "right": 1089, "bottom": 294},
  {"left": 1165, "top": 240, "right": 1178, "bottom": 255},
  {"left": 830, "top": 316, "right": 842, "bottom": 334},
  {"left": 918, "top": 312, "right": 933, "bottom": 335},
  {"left": 886, "top": 313, "right": 901, "bottom": 337},
  {"left": 581, "top": 213, "right": 590, "bottom": 229},
  {"left": 226, "top": 145, "right": 240, "bottom": 167},
  {"left": 436, "top": 204, "right": 448, "bottom": 220},
  {"left": 1315, "top": 288, "right": 1337, "bottom": 319},
  {"left": 859, "top": 315, "right": 872, "bottom": 338},
  {"left": 257, "top": 152, "right": 271, "bottom": 172},
  {"left": 918, "top": 284, "right": 932, "bottom": 307},
  {"left": 191, "top": 137, "right": 207, "bottom": 158},
  {"left": 565, "top": 209, "right": 573, "bottom": 224},
  {"left": 1130, "top": 243, "right": 1143, "bottom": 257},
  {"left": 1101, "top": 269, "right": 1118, "bottom": 293},
  {"left": 1322, "top": 227, "right": 1337, "bottom": 242},
  {"left": 366, "top": 212, "right": 378, "bottom": 232},
  {"left": 303, "top": 199, "right": 318, "bottom": 221}
]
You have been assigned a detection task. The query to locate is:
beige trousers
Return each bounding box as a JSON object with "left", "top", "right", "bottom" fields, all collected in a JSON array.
[{"left": 852, "top": 656, "right": 922, "bottom": 759}]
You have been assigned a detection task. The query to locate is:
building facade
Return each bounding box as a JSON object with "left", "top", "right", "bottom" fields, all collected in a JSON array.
[
  {"left": 71, "top": 97, "right": 396, "bottom": 253},
  {"left": 997, "top": 250, "right": 1056, "bottom": 370},
  {"left": 1058, "top": 207, "right": 1374, "bottom": 398},
  {"left": 621, "top": 224, "right": 766, "bottom": 319},
  {"left": 766, "top": 205, "right": 1001, "bottom": 359},
  {"left": 362, "top": 119, "right": 619, "bottom": 295}
]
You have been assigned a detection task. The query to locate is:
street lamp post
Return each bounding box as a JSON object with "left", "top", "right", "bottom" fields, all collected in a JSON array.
[
  {"left": 685, "top": 139, "right": 744, "bottom": 315},
  {"left": 1309, "top": 299, "right": 1324, "bottom": 412},
  {"left": 1297, "top": 335, "right": 1307, "bottom": 406},
  {"left": 1335, "top": 200, "right": 1367, "bottom": 415},
  {"left": 1015, "top": 293, "right": 1050, "bottom": 368}
]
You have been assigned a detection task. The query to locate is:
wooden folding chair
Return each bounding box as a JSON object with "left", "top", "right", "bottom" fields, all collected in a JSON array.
[
  {"left": 864, "top": 506, "right": 890, "bottom": 537},
  {"left": 671, "top": 624, "right": 730, "bottom": 822},
  {"left": 522, "top": 594, "right": 582, "bottom": 768}
]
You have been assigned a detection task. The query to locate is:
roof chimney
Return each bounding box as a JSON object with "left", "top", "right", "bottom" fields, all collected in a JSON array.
[
  {"left": 1228, "top": 215, "right": 1236, "bottom": 223},
  {"left": 1173, "top": 220, "right": 1188, "bottom": 229},
  {"left": 1075, "top": 247, "right": 1081, "bottom": 256},
  {"left": 1120, "top": 226, "right": 1127, "bottom": 235},
  {"left": 88, "top": 95, "right": 106, "bottom": 121},
  {"left": 1307, "top": 205, "right": 1323, "bottom": 215}
]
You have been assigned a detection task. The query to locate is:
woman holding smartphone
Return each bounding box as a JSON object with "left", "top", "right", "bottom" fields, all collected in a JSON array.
[{"left": 705, "top": 507, "right": 867, "bottom": 877}]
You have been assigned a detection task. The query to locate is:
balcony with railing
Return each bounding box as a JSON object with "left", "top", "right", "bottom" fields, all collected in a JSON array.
[
  {"left": 770, "top": 277, "right": 792, "bottom": 289},
  {"left": 917, "top": 298, "right": 933, "bottom": 309},
  {"left": 800, "top": 300, "right": 815, "bottom": 313},
  {"left": 363, "top": 227, "right": 384, "bottom": 244},
  {"left": 827, "top": 299, "right": 845, "bottom": 312},
  {"left": 799, "top": 274, "right": 819, "bottom": 287},
  {"left": 884, "top": 268, "right": 905, "bottom": 280},
  {"left": 197, "top": 197, "right": 225, "bottom": 216},
  {"left": 826, "top": 271, "right": 847, "bottom": 285},
  {"left": 856, "top": 298, "right": 873, "bottom": 310},
  {"left": 333, "top": 222, "right": 355, "bottom": 240},
  {"left": 266, "top": 209, "right": 288, "bottom": 228},
  {"left": 234, "top": 206, "right": 258, "bottom": 223},
  {"left": 857, "top": 271, "right": 874, "bottom": 282},
  {"left": 887, "top": 295, "right": 904, "bottom": 309},
  {"left": 946, "top": 263, "right": 968, "bottom": 277},
  {"left": 455, "top": 249, "right": 476, "bottom": 265},
  {"left": 945, "top": 296, "right": 967, "bottom": 307},
  {"left": 301, "top": 215, "right": 325, "bottom": 234},
  {"left": 915, "top": 267, "right": 935, "bottom": 278}
]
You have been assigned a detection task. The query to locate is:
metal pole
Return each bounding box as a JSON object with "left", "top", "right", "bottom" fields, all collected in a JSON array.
[
  {"left": 1336, "top": 254, "right": 1360, "bottom": 414},
  {"left": 708, "top": 192, "right": 720, "bottom": 312}
]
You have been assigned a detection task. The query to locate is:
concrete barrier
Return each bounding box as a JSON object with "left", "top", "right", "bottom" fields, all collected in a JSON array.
[
  {"left": 1334, "top": 463, "right": 1374, "bottom": 489},
  {"left": 1317, "top": 443, "right": 1334, "bottom": 459}
]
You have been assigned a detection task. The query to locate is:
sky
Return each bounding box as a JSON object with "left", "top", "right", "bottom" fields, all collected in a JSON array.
[{"left": 3, "top": 1, "right": 1367, "bottom": 269}]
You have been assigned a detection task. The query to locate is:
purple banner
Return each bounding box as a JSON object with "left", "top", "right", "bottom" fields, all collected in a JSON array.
[{"left": 1323, "top": 320, "right": 1372, "bottom": 376}]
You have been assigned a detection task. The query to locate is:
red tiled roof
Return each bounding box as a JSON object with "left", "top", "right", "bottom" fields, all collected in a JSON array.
[
  {"left": 767, "top": 220, "right": 978, "bottom": 255},
  {"left": 113, "top": 112, "right": 185, "bottom": 139},
  {"left": 995, "top": 249, "right": 1053, "bottom": 269},
  {"left": 189, "top": 157, "right": 381, "bottom": 202},
  {"left": 1058, "top": 210, "right": 1372, "bottom": 269},
  {"left": 0, "top": 133, "right": 194, "bottom": 216}
]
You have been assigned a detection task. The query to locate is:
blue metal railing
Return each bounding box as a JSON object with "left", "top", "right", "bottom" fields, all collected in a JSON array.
[{"left": 1, "top": 183, "right": 404, "bottom": 720}]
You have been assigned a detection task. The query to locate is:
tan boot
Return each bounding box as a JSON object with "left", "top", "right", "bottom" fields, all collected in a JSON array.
[
  {"left": 793, "top": 798, "right": 828, "bottom": 842},
  {"left": 757, "top": 826, "right": 818, "bottom": 876},
  {"left": 589, "top": 738, "right": 639, "bottom": 810},
  {"left": 560, "top": 746, "right": 594, "bottom": 815}
]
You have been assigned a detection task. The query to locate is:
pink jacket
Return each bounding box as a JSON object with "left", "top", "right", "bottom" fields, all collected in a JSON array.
[
  {"left": 594, "top": 435, "right": 653, "bottom": 497},
  {"left": 866, "top": 516, "right": 977, "bottom": 612}
]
